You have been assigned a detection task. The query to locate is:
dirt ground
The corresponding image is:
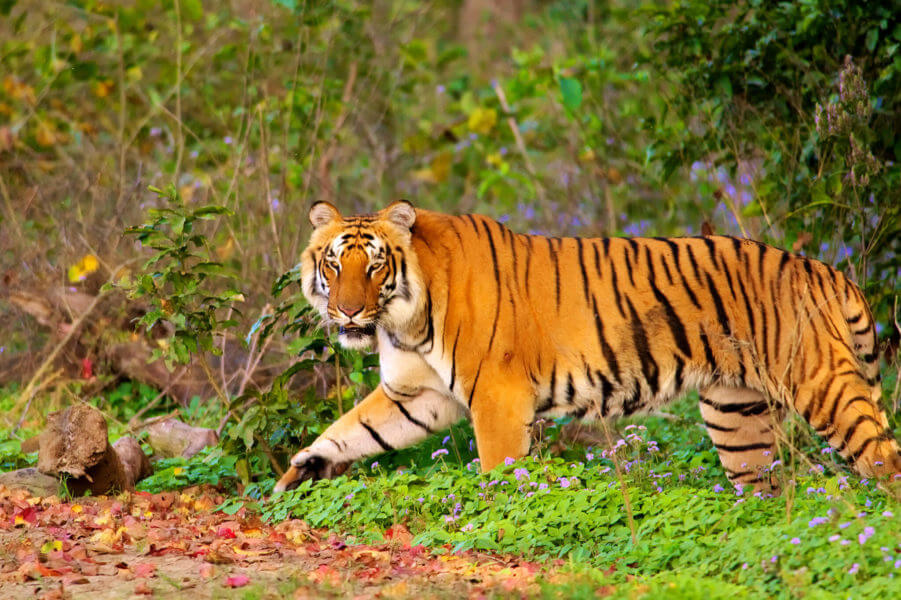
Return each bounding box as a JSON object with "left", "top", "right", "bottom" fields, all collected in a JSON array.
[{"left": 0, "top": 485, "right": 550, "bottom": 599}]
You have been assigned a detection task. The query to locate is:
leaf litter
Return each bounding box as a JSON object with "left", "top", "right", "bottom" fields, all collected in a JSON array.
[{"left": 0, "top": 485, "right": 553, "bottom": 599}]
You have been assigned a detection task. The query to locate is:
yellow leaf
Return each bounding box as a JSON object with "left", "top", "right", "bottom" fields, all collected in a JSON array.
[
  {"left": 70, "top": 504, "right": 83, "bottom": 514},
  {"left": 69, "top": 34, "right": 83, "bottom": 54},
  {"left": 126, "top": 66, "right": 143, "bottom": 82},
  {"left": 94, "top": 80, "right": 114, "bottom": 98},
  {"left": 578, "top": 148, "right": 596, "bottom": 162},
  {"left": 412, "top": 152, "right": 452, "bottom": 184},
  {"left": 3, "top": 76, "right": 36, "bottom": 105},
  {"left": 68, "top": 254, "right": 100, "bottom": 283},
  {"left": 35, "top": 120, "right": 59, "bottom": 148},
  {"left": 179, "top": 184, "right": 195, "bottom": 202},
  {"left": 215, "top": 236, "right": 236, "bottom": 261},
  {"left": 172, "top": 467, "right": 184, "bottom": 476},
  {"left": 486, "top": 152, "right": 505, "bottom": 168},
  {"left": 467, "top": 107, "right": 497, "bottom": 135}
]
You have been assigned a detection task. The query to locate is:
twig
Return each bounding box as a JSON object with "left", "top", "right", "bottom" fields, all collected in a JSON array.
[
  {"left": 126, "top": 369, "right": 188, "bottom": 430},
  {"left": 492, "top": 80, "right": 544, "bottom": 201},
  {"left": 13, "top": 369, "right": 63, "bottom": 434},
  {"left": 9, "top": 262, "right": 129, "bottom": 432},
  {"left": 598, "top": 418, "right": 638, "bottom": 546},
  {"left": 235, "top": 304, "right": 273, "bottom": 398},
  {"left": 173, "top": 0, "right": 185, "bottom": 181},
  {"left": 0, "top": 174, "right": 26, "bottom": 246},
  {"left": 115, "top": 10, "right": 127, "bottom": 211},
  {"left": 258, "top": 106, "right": 285, "bottom": 272},
  {"left": 258, "top": 436, "right": 284, "bottom": 477},
  {"left": 316, "top": 61, "right": 358, "bottom": 205}
]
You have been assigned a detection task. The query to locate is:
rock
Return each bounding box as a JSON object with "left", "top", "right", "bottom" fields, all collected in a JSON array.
[
  {"left": 146, "top": 418, "right": 218, "bottom": 458},
  {"left": 0, "top": 468, "right": 60, "bottom": 497}
]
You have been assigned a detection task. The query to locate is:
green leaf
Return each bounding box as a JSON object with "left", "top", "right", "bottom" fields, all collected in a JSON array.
[
  {"left": 181, "top": 0, "right": 203, "bottom": 21},
  {"left": 192, "top": 205, "right": 233, "bottom": 219},
  {"left": 191, "top": 261, "right": 226, "bottom": 275},
  {"left": 559, "top": 77, "right": 583, "bottom": 112},
  {"left": 866, "top": 28, "right": 879, "bottom": 52},
  {"left": 741, "top": 199, "right": 764, "bottom": 217}
]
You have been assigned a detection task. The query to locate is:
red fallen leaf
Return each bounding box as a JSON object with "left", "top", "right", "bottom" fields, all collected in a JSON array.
[
  {"left": 13, "top": 506, "right": 37, "bottom": 525},
  {"left": 225, "top": 574, "right": 250, "bottom": 588},
  {"left": 384, "top": 523, "right": 413, "bottom": 547},
  {"left": 216, "top": 526, "right": 236, "bottom": 539},
  {"left": 131, "top": 562, "right": 157, "bottom": 578},
  {"left": 327, "top": 535, "right": 346, "bottom": 550},
  {"left": 36, "top": 563, "right": 63, "bottom": 577},
  {"left": 80, "top": 357, "right": 93, "bottom": 379}
]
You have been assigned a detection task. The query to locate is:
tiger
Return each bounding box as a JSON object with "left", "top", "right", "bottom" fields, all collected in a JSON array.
[{"left": 273, "top": 200, "right": 901, "bottom": 493}]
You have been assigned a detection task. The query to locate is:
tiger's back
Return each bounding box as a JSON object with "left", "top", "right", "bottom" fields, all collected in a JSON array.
[{"left": 274, "top": 202, "right": 899, "bottom": 493}]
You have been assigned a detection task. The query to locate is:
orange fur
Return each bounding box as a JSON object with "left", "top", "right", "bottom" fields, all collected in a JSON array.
[{"left": 274, "top": 202, "right": 900, "bottom": 493}]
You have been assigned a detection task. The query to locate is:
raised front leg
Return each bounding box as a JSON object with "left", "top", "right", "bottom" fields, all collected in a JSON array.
[
  {"left": 470, "top": 379, "right": 535, "bottom": 472},
  {"left": 274, "top": 384, "right": 464, "bottom": 492}
]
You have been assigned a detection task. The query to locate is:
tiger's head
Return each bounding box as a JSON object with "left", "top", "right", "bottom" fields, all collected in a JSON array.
[{"left": 300, "top": 200, "right": 424, "bottom": 350}]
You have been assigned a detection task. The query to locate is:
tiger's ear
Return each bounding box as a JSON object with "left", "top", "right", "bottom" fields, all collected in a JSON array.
[
  {"left": 309, "top": 201, "right": 341, "bottom": 229},
  {"left": 383, "top": 200, "right": 416, "bottom": 230}
]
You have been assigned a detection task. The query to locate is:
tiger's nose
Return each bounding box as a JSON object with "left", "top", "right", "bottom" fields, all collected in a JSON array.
[{"left": 338, "top": 303, "right": 363, "bottom": 318}]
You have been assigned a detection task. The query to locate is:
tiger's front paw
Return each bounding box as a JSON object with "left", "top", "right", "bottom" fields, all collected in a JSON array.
[{"left": 273, "top": 450, "right": 350, "bottom": 493}]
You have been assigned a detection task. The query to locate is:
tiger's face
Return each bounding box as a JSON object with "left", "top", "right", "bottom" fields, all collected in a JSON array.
[{"left": 300, "top": 200, "right": 423, "bottom": 350}]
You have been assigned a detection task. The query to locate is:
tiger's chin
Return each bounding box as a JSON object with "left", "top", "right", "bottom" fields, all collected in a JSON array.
[{"left": 338, "top": 323, "right": 377, "bottom": 350}]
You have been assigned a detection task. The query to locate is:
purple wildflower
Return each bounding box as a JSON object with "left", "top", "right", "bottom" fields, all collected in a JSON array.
[{"left": 431, "top": 448, "right": 449, "bottom": 459}]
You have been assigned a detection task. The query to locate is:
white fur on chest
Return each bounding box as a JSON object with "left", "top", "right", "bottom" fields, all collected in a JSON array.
[{"left": 376, "top": 329, "right": 452, "bottom": 398}]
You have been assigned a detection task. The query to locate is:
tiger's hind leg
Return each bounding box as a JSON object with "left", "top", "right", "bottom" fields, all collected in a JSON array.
[
  {"left": 792, "top": 361, "right": 901, "bottom": 479},
  {"left": 699, "top": 386, "right": 785, "bottom": 494}
]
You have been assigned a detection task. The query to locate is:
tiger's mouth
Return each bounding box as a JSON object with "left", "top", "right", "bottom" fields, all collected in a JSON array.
[{"left": 339, "top": 323, "right": 377, "bottom": 337}]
